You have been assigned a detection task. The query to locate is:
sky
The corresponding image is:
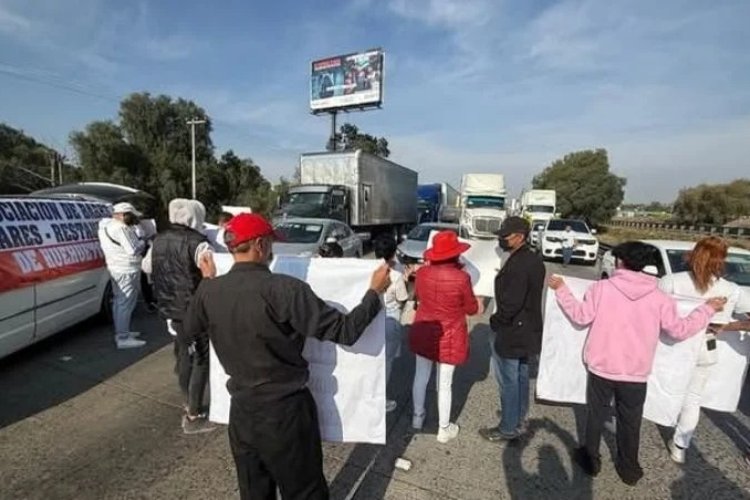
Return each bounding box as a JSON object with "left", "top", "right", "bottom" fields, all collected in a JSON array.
[{"left": 0, "top": 0, "right": 748, "bottom": 202}]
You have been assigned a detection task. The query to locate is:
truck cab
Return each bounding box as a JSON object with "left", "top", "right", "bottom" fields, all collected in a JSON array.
[
  {"left": 417, "top": 184, "right": 440, "bottom": 224},
  {"left": 276, "top": 185, "right": 348, "bottom": 223},
  {"left": 462, "top": 195, "right": 506, "bottom": 238}
]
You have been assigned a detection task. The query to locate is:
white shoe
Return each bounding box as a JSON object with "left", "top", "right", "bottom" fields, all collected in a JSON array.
[
  {"left": 437, "top": 423, "right": 460, "bottom": 443},
  {"left": 117, "top": 338, "right": 146, "bottom": 349},
  {"left": 128, "top": 331, "right": 142, "bottom": 338},
  {"left": 669, "top": 441, "right": 686, "bottom": 464},
  {"left": 386, "top": 400, "right": 397, "bottom": 413},
  {"left": 412, "top": 412, "right": 425, "bottom": 430}
]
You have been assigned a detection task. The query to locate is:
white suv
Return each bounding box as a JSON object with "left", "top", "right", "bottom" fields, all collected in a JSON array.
[{"left": 540, "top": 219, "right": 599, "bottom": 265}]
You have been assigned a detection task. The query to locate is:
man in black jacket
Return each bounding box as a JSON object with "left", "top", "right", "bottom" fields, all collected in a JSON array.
[
  {"left": 479, "top": 216, "right": 545, "bottom": 442},
  {"left": 184, "top": 213, "right": 391, "bottom": 500},
  {"left": 150, "top": 199, "right": 216, "bottom": 435}
]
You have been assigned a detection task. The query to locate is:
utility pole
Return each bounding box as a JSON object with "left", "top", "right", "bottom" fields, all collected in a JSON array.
[
  {"left": 49, "top": 152, "right": 56, "bottom": 187},
  {"left": 58, "top": 154, "right": 65, "bottom": 186},
  {"left": 187, "top": 118, "right": 206, "bottom": 199}
]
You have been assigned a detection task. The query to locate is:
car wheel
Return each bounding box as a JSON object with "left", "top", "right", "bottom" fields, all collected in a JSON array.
[{"left": 99, "top": 281, "right": 113, "bottom": 324}]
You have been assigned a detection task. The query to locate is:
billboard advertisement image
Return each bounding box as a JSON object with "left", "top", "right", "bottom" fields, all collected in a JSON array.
[{"left": 310, "top": 49, "right": 383, "bottom": 112}]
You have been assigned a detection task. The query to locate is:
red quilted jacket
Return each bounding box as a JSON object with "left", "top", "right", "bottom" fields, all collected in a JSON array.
[{"left": 409, "top": 262, "right": 478, "bottom": 365}]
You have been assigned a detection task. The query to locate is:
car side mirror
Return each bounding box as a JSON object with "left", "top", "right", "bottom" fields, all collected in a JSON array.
[
  {"left": 643, "top": 265, "right": 658, "bottom": 276},
  {"left": 326, "top": 237, "right": 337, "bottom": 244},
  {"left": 591, "top": 229, "right": 598, "bottom": 235}
]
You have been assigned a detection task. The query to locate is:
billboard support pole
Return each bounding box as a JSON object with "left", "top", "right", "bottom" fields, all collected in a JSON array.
[{"left": 327, "top": 110, "right": 338, "bottom": 152}]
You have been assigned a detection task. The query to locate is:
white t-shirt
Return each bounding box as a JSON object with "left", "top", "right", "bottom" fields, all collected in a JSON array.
[
  {"left": 98, "top": 218, "right": 145, "bottom": 274},
  {"left": 562, "top": 231, "right": 576, "bottom": 249},
  {"left": 384, "top": 264, "right": 409, "bottom": 320}
]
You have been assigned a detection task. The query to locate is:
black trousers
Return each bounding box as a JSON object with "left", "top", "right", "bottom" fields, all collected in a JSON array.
[
  {"left": 229, "top": 389, "right": 329, "bottom": 500},
  {"left": 171, "top": 321, "right": 209, "bottom": 416},
  {"left": 140, "top": 271, "right": 156, "bottom": 305},
  {"left": 585, "top": 372, "right": 647, "bottom": 479}
]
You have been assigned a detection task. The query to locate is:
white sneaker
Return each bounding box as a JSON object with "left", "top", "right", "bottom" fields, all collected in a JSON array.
[
  {"left": 669, "top": 441, "right": 686, "bottom": 464},
  {"left": 128, "top": 331, "right": 142, "bottom": 338},
  {"left": 412, "top": 412, "right": 425, "bottom": 430},
  {"left": 386, "top": 400, "right": 397, "bottom": 413},
  {"left": 117, "top": 338, "right": 146, "bottom": 349},
  {"left": 437, "top": 423, "right": 460, "bottom": 443}
]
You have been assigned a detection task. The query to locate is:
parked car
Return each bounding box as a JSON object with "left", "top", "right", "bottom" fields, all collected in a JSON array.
[
  {"left": 600, "top": 240, "right": 750, "bottom": 289},
  {"left": 539, "top": 218, "right": 599, "bottom": 265},
  {"left": 273, "top": 218, "right": 363, "bottom": 258},
  {"left": 529, "top": 220, "right": 547, "bottom": 248},
  {"left": 397, "top": 222, "right": 466, "bottom": 265}
]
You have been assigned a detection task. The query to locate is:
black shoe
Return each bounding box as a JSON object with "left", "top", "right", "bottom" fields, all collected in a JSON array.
[
  {"left": 573, "top": 447, "right": 601, "bottom": 477},
  {"left": 615, "top": 462, "right": 643, "bottom": 486},
  {"left": 478, "top": 426, "right": 519, "bottom": 443}
]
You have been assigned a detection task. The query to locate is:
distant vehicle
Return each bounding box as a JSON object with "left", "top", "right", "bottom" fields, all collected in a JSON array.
[
  {"left": 396, "top": 222, "right": 465, "bottom": 265},
  {"left": 1, "top": 196, "right": 113, "bottom": 359},
  {"left": 417, "top": 183, "right": 459, "bottom": 224},
  {"left": 460, "top": 173, "right": 507, "bottom": 239},
  {"left": 276, "top": 150, "right": 418, "bottom": 241},
  {"left": 601, "top": 240, "right": 750, "bottom": 288},
  {"left": 529, "top": 220, "right": 547, "bottom": 248},
  {"left": 540, "top": 218, "right": 599, "bottom": 265},
  {"left": 273, "top": 218, "right": 363, "bottom": 258},
  {"left": 521, "top": 190, "right": 556, "bottom": 222}
]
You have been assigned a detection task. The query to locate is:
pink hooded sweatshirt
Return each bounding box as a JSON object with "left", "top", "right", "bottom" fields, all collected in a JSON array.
[{"left": 555, "top": 269, "right": 715, "bottom": 383}]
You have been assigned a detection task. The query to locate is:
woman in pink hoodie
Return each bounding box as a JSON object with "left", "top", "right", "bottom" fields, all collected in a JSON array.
[{"left": 549, "top": 241, "right": 725, "bottom": 486}]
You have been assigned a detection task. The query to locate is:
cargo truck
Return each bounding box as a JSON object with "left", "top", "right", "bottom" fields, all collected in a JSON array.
[
  {"left": 276, "top": 150, "right": 418, "bottom": 241},
  {"left": 417, "top": 183, "right": 459, "bottom": 224},
  {"left": 521, "top": 189, "right": 556, "bottom": 222},
  {"left": 460, "top": 173, "right": 507, "bottom": 239}
]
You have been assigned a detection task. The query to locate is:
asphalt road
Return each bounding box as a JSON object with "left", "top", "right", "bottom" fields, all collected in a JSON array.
[{"left": 2, "top": 259, "right": 750, "bottom": 499}]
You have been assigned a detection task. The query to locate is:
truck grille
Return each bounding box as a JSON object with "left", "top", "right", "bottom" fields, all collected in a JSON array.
[{"left": 473, "top": 217, "right": 502, "bottom": 234}]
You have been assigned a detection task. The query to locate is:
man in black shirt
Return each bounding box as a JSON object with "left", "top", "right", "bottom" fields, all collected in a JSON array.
[
  {"left": 184, "top": 213, "right": 390, "bottom": 500},
  {"left": 479, "top": 216, "right": 545, "bottom": 442}
]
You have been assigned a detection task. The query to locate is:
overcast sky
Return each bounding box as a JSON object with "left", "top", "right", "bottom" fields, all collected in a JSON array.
[{"left": 1, "top": 0, "right": 748, "bottom": 202}]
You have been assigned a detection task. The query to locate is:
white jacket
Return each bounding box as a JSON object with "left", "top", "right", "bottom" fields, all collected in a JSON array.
[{"left": 98, "top": 218, "right": 145, "bottom": 274}]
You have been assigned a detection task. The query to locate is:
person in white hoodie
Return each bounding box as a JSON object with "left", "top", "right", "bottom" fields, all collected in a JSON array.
[
  {"left": 659, "top": 236, "right": 750, "bottom": 464},
  {"left": 98, "top": 202, "right": 150, "bottom": 349}
]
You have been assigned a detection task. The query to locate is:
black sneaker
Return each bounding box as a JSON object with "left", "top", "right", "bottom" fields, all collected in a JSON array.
[
  {"left": 573, "top": 447, "right": 601, "bottom": 477},
  {"left": 478, "top": 426, "right": 519, "bottom": 443},
  {"left": 182, "top": 414, "right": 217, "bottom": 435}
]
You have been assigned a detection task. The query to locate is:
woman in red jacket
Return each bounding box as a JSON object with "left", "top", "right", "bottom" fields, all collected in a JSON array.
[{"left": 410, "top": 231, "right": 482, "bottom": 443}]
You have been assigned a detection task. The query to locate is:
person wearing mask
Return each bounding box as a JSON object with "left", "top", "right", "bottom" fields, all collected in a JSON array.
[
  {"left": 98, "top": 202, "right": 149, "bottom": 349},
  {"left": 548, "top": 241, "right": 726, "bottom": 485},
  {"left": 479, "top": 217, "right": 545, "bottom": 443},
  {"left": 149, "top": 199, "right": 217, "bottom": 435},
  {"left": 659, "top": 237, "right": 750, "bottom": 464},
  {"left": 373, "top": 234, "right": 411, "bottom": 413},
  {"left": 183, "top": 213, "right": 390, "bottom": 499},
  {"left": 562, "top": 224, "right": 576, "bottom": 267},
  {"left": 410, "top": 231, "right": 481, "bottom": 443}
]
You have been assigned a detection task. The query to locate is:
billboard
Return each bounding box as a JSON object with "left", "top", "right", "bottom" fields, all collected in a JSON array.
[{"left": 310, "top": 49, "right": 384, "bottom": 112}]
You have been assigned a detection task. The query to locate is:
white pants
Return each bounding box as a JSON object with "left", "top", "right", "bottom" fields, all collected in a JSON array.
[
  {"left": 673, "top": 364, "right": 712, "bottom": 449},
  {"left": 412, "top": 354, "right": 456, "bottom": 428},
  {"left": 111, "top": 271, "right": 140, "bottom": 341}
]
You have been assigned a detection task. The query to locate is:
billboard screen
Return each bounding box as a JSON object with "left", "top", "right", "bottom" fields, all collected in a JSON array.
[{"left": 310, "top": 49, "right": 383, "bottom": 112}]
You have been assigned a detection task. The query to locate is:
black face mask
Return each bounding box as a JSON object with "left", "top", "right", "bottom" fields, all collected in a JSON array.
[
  {"left": 122, "top": 213, "right": 138, "bottom": 226},
  {"left": 498, "top": 238, "right": 513, "bottom": 251}
]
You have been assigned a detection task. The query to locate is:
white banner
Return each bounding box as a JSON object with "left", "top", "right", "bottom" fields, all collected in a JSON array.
[
  {"left": 209, "top": 254, "right": 387, "bottom": 444},
  {"left": 537, "top": 277, "right": 750, "bottom": 424}
]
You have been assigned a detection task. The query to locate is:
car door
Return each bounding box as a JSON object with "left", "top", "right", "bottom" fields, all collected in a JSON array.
[
  {"left": 333, "top": 223, "right": 355, "bottom": 257},
  {"left": 0, "top": 287, "right": 35, "bottom": 359}
]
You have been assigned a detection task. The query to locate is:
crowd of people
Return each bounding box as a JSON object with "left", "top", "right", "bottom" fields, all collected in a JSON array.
[{"left": 95, "top": 201, "right": 750, "bottom": 498}]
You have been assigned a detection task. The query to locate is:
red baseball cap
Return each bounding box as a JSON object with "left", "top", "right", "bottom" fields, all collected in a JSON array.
[{"left": 224, "top": 213, "right": 279, "bottom": 248}]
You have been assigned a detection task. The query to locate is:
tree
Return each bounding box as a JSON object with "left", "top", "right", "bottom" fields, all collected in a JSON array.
[
  {"left": 672, "top": 179, "right": 750, "bottom": 225},
  {"left": 332, "top": 123, "right": 390, "bottom": 157},
  {"left": 532, "top": 148, "right": 625, "bottom": 226}
]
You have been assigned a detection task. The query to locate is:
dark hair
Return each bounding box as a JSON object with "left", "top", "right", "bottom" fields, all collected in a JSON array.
[
  {"left": 218, "top": 212, "right": 234, "bottom": 225},
  {"left": 318, "top": 242, "right": 343, "bottom": 258},
  {"left": 612, "top": 241, "right": 655, "bottom": 272},
  {"left": 373, "top": 234, "right": 397, "bottom": 261}
]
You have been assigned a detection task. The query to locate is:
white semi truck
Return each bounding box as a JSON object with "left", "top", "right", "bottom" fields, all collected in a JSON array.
[
  {"left": 460, "top": 173, "right": 507, "bottom": 239},
  {"left": 520, "top": 189, "right": 557, "bottom": 222}
]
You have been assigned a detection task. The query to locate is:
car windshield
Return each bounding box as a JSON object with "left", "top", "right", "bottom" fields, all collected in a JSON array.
[
  {"left": 274, "top": 223, "right": 323, "bottom": 244},
  {"left": 466, "top": 196, "right": 505, "bottom": 209},
  {"left": 286, "top": 192, "right": 327, "bottom": 206},
  {"left": 407, "top": 224, "right": 458, "bottom": 242},
  {"left": 547, "top": 220, "right": 589, "bottom": 233},
  {"left": 667, "top": 250, "right": 750, "bottom": 287},
  {"left": 526, "top": 205, "right": 555, "bottom": 213}
]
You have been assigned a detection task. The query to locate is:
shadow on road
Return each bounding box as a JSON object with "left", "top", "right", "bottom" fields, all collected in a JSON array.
[{"left": 0, "top": 308, "right": 171, "bottom": 429}]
